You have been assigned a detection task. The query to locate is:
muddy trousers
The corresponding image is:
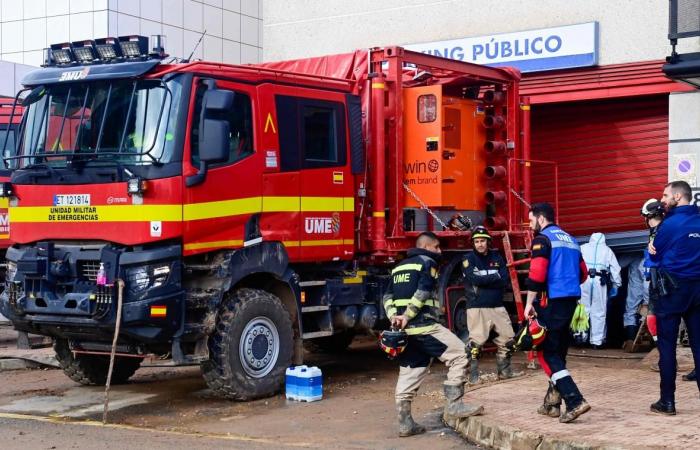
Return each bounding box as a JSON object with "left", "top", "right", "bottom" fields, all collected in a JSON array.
[
  {"left": 656, "top": 280, "right": 700, "bottom": 403},
  {"left": 466, "top": 306, "right": 515, "bottom": 358},
  {"left": 535, "top": 297, "right": 584, "bottom": 410},
  {"left": 395, "top": 324, "right": 468, "bottom": 402}
]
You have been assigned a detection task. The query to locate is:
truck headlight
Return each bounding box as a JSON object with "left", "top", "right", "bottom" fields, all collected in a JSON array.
[
  {"left": 6, "top": 261, "right": 17, "bottom": 283},
  {"left": 127, "top": 263, "right": 171, "bottom": 293}
]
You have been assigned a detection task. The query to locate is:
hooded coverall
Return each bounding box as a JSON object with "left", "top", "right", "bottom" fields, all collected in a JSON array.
[{"left": 579, "top": 233, "right": 622, "bottom": 346}]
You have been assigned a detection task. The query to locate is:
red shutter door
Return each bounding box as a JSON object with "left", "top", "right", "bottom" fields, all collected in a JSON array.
[{"left": 530, "top": 95, "right": 668, "bottom": 237}]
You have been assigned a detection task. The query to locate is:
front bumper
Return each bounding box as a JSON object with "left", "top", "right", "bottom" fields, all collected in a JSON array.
[{"left": 0, "top": 242, "right": 184, "bottom": 344}]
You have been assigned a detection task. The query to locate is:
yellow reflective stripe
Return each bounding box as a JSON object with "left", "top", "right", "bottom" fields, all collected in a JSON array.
[
  {"left": 391, "top": 263, "right": 423, "bottom": 274},
  {"left": 184, "top": 197, "right": 261, "bottom": 221},
  {"left": 405, "top": 324, "right": 438, "bottom": 335},
  {"left": 282, "top": 239, "right": 353, "bottom": 247},
  {"left": 0, "top": 197, "right": 7, "bottom": 208},
  {"left": 372, "top": 83, "right": 385, "bottom": 89},
  {"left": 10, "top": 204, "right": 182, "bottom": 223},
  {"left": 301, "top": 197, "right": 354, "bottom": 212},
  {"left": 404, "top": 308, "right": 418, "bottom": 319},
  {"left": 0, "top": 234, "right": 8, "bottom": 239},
  {"left": 263, "top": 196, "right": 300, "bottom": 212},
  {"left": 184, "top": 239, "right": 243, "bottom": 251},
  {"left": 343, "top": 275, "right": 363, "bottom": 284},
  {"left": 392, "top": 299, "right": 438, "bottom": 307},
  {"left": 12, "top": 196, "right": 355, "bottom": 224},
  {"left": 386, "top": 307, "right": 397, "bottom": 318},
  {"left": 383, "top": 298, "right": 394, "bottom": 308},
  {"left": 372, "top": 211, "right": 385, "bottom": 217}
]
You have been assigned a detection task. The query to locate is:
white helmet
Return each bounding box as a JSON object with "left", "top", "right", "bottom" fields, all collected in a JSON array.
[{"left": 640, "top": 198, "right": 664, "bottom": 218}]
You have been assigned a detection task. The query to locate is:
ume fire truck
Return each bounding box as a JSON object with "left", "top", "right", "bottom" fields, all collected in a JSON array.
[{"left": 0, "top": 36, "right": 537, "bottom": 399}]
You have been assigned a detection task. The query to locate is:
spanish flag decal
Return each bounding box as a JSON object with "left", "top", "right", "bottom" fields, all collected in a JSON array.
[{"left": 150, "top": 306, "right": 167, "bottom": 318}]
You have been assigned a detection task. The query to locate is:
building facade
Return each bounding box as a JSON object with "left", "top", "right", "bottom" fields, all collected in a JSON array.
[
  {"left": 0, "top": 0, "right": 263, "bottom": 95},
  {"left": 263, "top": 0, "right": 699, "bottom": 239}
]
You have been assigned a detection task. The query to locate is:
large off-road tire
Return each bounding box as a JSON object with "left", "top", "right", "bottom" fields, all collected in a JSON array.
[
  {"left": 54, "top": 339, "right": 142, "bottom": 386},
  {"left": 201, "top": 288, "right": 294, "bottom": 400},
  {"left": 304, "top": 330, "right": 355, "bottom": 354}
]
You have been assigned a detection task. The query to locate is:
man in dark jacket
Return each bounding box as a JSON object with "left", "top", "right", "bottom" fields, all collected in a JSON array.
[
  {"left": 462, "top": 226, "right": 516, "bottom": 383},
  {"left": 383, "top": 232, "right": 483, "bottom": 437},
  {"left": 648, "top": 181, "right": 700, "bottom": 415}
]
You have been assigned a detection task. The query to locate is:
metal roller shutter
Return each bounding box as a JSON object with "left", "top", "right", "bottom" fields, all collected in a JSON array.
[{"left": 530, "top": 95, "right": 668, "bottom": 237}]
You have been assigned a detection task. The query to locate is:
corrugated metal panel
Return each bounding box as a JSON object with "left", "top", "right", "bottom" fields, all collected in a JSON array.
[
  {"left": 521, "top": 61, "right": 693, "bottom": 104},
  {"left": 531, "top": 95, "right": 668, "bottom": 237}
]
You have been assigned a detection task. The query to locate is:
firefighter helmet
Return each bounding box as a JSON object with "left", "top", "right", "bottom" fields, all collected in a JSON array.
[
  {"left": 513, "top": 317, "right": 547, "bottom": 351},
  {"left": 640, "top": 198, "right": 664, "bottom": 218},
  {"left": 471, "top": 225, "right": 492, "bottom": 241},
  {"left": 379, "top": 329, "right": 408, "bottom": 359}
]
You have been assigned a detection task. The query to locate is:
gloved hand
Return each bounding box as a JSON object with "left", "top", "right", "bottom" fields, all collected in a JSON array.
[{"left": 609, "top": 286, "right": 618, "bottom": 297}]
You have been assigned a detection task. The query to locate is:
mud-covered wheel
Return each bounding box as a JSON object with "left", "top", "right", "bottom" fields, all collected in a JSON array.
[
  {"left": 201, "top": 288, "right": 294, "bottom": 400},
  {"left": 54, "top": 339, "right": 142, "bottom": 386},
  {"left": 304, "top": 330, "right": 355, "bottom": 354}
]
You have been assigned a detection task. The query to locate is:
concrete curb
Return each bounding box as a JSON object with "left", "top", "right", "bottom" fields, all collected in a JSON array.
[{"left": 444, "top": 415, "right": 645, "bottom": 450}]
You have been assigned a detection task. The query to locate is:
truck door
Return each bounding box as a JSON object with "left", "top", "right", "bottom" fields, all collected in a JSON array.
[
  {"left": 274, "top": 93, "right": 354, "bottom": 262},
  {"left": 183, "top": 78, "right": 262, "bottom": 254}
]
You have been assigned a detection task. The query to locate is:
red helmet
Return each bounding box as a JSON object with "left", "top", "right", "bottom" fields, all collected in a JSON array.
[
  {"left": 379, "top": 329, "right": 408, "bottom": 359},
  {"left": 513, "top": 318, "right": 547, "bottom": 351}
]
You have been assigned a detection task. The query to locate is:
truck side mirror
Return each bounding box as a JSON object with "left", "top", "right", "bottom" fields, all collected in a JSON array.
[{"left": 186, "top": 87, "right": 234, "bottom": 187}]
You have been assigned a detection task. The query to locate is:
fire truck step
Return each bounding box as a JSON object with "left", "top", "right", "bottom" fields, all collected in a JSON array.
[
  {"left": 302, "top": 331, "right": 334, "bottom": 339},
  {"left": 299, "top": 281, "right": 327, "bottom": 287},
  {"left": 301, "top": 305, "right": 330, "bottom": 313}
]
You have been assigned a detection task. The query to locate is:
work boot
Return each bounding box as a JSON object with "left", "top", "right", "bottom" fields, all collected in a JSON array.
[
  {"left": 622, "top": 325, "right": 637, "bottom": 352},
  {"left": 536, "top": 382, "right": 561, "bottom": 418},
  {"left": 559, "top": 399, "right": 591, "bottom": 423},
  {"left": 469, "top": 358, "right": 480, "bottom": 384},
  {"left": 496, "top": 355, "right": 522, "bottom": 380},
  {"left": 443, "top": 383, "right": 484, "bottom": 420},
  {"left": 397, "top": 400, "right": 426, "bottom": 437},
  {"left": 650, "top": 399, "right": 676, "bottom": 415},
  {"left": 682, "top": 369, "right": 697, "bottom": 381}
]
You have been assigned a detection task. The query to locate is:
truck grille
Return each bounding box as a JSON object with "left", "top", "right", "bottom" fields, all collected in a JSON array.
[{"left": 80, "top": 260, "right": 100, "bottom": 282}]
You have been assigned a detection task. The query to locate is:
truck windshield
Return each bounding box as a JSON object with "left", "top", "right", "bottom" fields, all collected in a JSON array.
[{"left": 15, "top": 77, "right": 183, "bottom": 168}]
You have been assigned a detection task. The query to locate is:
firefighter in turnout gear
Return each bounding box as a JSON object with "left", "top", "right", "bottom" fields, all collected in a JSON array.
[
  {"left": 523, "top": 203, "right": 591, "bottom": 423},
  {"left": 462, "top": 226, "right": 517, "bottom": 383},
  {"left": 383, "top": 232, "right": 484, "bottom": 437}
]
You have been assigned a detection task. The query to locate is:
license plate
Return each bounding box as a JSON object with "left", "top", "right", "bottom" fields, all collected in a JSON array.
[{"left": 54, "top": 194, "right": 91, "bottom": 206}]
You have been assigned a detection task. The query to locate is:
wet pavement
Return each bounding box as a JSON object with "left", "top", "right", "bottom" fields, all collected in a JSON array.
[{"left": 0, "top": 329, "right": 479, "bottom": 449}]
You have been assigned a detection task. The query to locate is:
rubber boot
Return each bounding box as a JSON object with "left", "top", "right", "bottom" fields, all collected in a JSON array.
[
  {"left": 469, "top": 358, "right": 480, "bottom": 384},
  {"left": 559, "top": 390, "right": 591, "bottom": 423},
  {"left": 443, "top": 383, "right": 484, "bottom": 420},
  {"left": 397, "top": 400, "right": 426, "bottom": 437},
  {"left": 496, "top": 355, "right": 522, "bottom": 380},
  {"left": 536, "top": 382, "right": 561, "bottom": 418}
]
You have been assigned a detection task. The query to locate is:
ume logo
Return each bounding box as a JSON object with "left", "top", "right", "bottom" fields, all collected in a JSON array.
[
  {"left": 58, "top": 68, "right": 90, "bottom": 82},
  {"left": 305, "top": 217, "right": 333, "bottom": 234}
]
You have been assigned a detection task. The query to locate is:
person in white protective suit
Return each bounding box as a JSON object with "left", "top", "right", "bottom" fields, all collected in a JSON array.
[{"left": 579, "top": 233, "right": 622, "bottom": 348}]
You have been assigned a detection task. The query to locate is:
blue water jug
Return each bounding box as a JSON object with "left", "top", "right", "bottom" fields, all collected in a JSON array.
[{"left": 296, "top": 366, "right": 322, "bottom": 402}]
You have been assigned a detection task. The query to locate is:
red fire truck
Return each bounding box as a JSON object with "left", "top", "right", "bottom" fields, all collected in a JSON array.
[
  {"left": 0, "top": 36, "right": 537, "bottom": 399},
  {"left": 0, "top": 98, "right": 22, "bottom": 283}
]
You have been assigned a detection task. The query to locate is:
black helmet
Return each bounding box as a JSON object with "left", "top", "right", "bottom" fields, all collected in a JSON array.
[
  {"left": 379, "top": 329, "right": 408, "bottom": 359},
  {"left": 471, "top": 225, "right": 492, "bottom": 241}
]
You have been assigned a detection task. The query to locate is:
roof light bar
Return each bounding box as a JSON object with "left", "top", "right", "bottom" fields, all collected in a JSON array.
[
  {"left": 42, "top": 35, "right": 166, "bottom": 66},
  {"left": 95, "top": 37, "right": 122, "bottom": 60},
  {"left": 49, "top": 43, "right": 74, "bottom": 65},
  {"left": 72, "top": 40, "right": 98, "bottom": 64},
  {"left": 118, "top": 35, "right": 149, "bottom": 59}
]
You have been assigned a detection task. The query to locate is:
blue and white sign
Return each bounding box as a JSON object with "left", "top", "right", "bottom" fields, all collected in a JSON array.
[{"left": 404, "top": 22, "right": 598, "bottom": 73}]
